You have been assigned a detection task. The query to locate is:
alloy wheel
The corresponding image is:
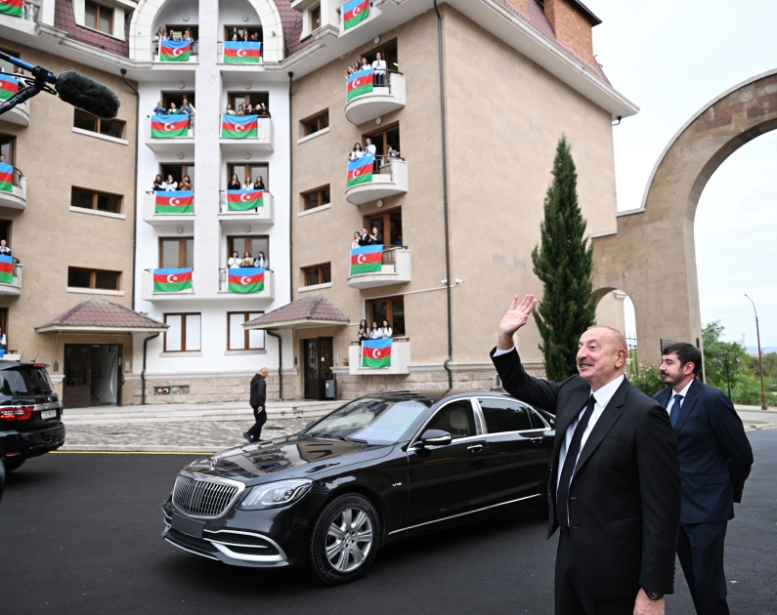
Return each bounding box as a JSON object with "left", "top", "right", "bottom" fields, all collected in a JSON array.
[{"left": 325, "top": 507, "right": 374, "bottom": 572}]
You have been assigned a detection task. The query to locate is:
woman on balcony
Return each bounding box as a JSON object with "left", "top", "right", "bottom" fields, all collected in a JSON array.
[
  {"left": 254, "top": 252, "right": 268, "bottom": 270},
  {"left": 358, "top": 320, "right": 369, "bottom": 344},
  {"left": 228, "top": 174, "right": 241, "bottom": 190},
  {"left": 161, "top": 174, "right": 177, "bottom": 191},
  {"left": 352, "top": 232, "right": 361, "bottom": 250},
  {"left": 152, "top": 174, "right": 163, "bottom": 191},
  {"left": 167, "top": 102, "right": 180, "bottom": 115},
  {"left": 240, "top": 251, "right": 254, "bottom": 268},
  {"left": 228, "top": 251, "right": 241, "bottom": 268},
  {"left": 242, "top": 176, "right": 254, "bottom": 190},
  {"left": 179, "top": 175, "right": 193, "bottom": 192},
  {"left": 369, "top": 322, "right": 383, "bottom": 340},
  {"left": 381, "top": 320, "right": 393, "bottom": 338},
  {"left": 349, "top": 142, "right": 364, "bottom": 161},
  {"left": 229, "top": 27, "right": 239, "bottom": 41},
  {"left": 372, "top": 52, "right": 387, "bottom": 87}
]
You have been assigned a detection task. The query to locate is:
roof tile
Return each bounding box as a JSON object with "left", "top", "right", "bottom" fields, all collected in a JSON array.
[
  {"left": 245, "top": 295, "right": 349, "bottom": 327},
  {"left": 36, "top": 298, "right": 167, "bottom": 330}
]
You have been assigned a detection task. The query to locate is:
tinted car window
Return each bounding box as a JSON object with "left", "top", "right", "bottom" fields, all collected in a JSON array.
[
  {"left": 478, "top": 398, "right": 533, "bottom": 433},
  {"left": 0, "top": 367, "right": 55, "bottom": 400},
  {"left": 425, "top": 400, "right": 476, "bottom": 439}
]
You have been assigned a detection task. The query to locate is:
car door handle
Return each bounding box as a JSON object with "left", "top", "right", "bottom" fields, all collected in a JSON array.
[
  {"left": 530, "top": 437, "right": 544, "bottom": 444},
  {"left": 467, "top": 444, "right": 483, "bottom": 452}
]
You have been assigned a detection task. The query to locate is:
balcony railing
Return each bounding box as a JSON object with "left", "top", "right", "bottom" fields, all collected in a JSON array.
[
  {"left": 347, "top": 337, "right": 411, "bottom": 375},
  {"left": 348, "top": 246, "right": 411, "bottom": 290},
  {"left": 345, "top": 70, "right": 406, "bottom": 125},
  {"left": 218, "top": 268, "right": 274, "bottom": 300},
  {"left": 218, "top": 190, "right": 274, "bottom": 224},
  {"left": 346, "top": 157, "right": 408, "bottom": 205},
  {"left": 0, "top": 168, "right": 27, "bottom": 211},
  {"left": 0, "top": 262, "right": 23, "bottom": 296},
  {"left": 141, "top": 269, "right": 194, "bottom": 301},
  {"left": 219, "top": 114, "right": 274, "bottom": 152},
  {"left": 217, "top": 41, "right": 263, "bottom": 65},
  {"left": 142, "top": 191, "right": 195, "bottom": 224},
  {"left": 153, "top": 40, "right": 199, "bottom": 63},
  {"left": 144, "top": 115, "right": 194, "bottom": 153}
]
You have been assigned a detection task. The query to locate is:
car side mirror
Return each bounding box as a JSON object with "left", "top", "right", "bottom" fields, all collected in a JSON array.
[{"left": 417, "top": 429, "right": 452, "bottom": 448}]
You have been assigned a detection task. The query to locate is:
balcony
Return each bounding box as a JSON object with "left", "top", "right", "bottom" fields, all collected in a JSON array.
[
  {"left": 346, "top": 158, "right": 408, "bottom": 205},
  {"left": 0, "top": 170, "right": 26, "bottom": 211},
  {"left": 347, "top": 338, "right": 411, "bottom": 375},
  {"left": 142, "top": 192, "right": 194, "bottom": 226},
  {"left": 217, "top": 42, "right": 263, "bottom": 67},
  {"left": 141, "top": 270, "right": 194, "bottom": 302},
  {"left": 144, "top": 115, "right": 194, "bottom": 153},
  {"left": 347, "top": 247, "right": 411, "bottom": 289},
  {"left": 153, "top": 41, "right": 199, "bottom": 66},
  {"left": 0, "top": 98, "right": 29, "bottom": 126},
  {"left": 218, "top": 268, "right": 274, "bottom": 300},
  {"left": 218, "top": 190, "right": 274, "bottom": 225},
  {"left": 345, "top": 72, "right": 406, "bottom": 125},
  {"left": 0, "top": 262, "right": 22, "bottom": 296},
  {"left": 219, "top": 115, "right": 273, "bottom": 152}
]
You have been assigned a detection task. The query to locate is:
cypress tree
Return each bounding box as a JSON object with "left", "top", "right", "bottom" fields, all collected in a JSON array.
[{"left": 531, "top": 135, "right": 596, "bottom": 381}]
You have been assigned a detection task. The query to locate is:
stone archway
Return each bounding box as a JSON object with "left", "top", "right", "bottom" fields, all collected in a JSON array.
[{"left": 592, "top": 69, "right": 777, "bottom": 367}]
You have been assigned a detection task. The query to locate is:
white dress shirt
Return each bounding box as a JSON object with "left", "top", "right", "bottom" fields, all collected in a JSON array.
[{"left": 664, "top": 379, "right": 694, "bottom": 414}]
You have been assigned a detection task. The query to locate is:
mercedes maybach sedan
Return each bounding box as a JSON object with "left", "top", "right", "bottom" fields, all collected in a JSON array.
[{"left": 162, "top": 390, "right": 554, "bottom": 584}]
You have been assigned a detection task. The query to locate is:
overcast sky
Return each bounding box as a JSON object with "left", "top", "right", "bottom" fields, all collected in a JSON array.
[{"left": 588, "top": 0, "right": 777, "bottom": 350}]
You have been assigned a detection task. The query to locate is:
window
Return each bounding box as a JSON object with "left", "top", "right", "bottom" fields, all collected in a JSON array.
[
  {"left": 85, "top": 1, "right": 113, "bottom": 35},
  {"left": 425, "top": 400, "right": 476, "bottom": 439},
  {"left": 368, "top": 209, "right": 403, "bottom": 245},
  {"left": 303, "top": 264, "right": 331, "bottom": 287},
  {"left": 227, "top": 236, "right": 269, "bottom": 263},
  {"left": 223, "top": 26, "right": 263, "bottom": 44},
  {"left": 164, "top": 313, "right": 201, "bottom": 352},
  {"left": 161, "top": 91, "right": 196, "bottom": 110},
  {"left": 478, "top": 398, "right": 533, "bottom": 434},
  {"left": 367, "top": 296, "right": 405, "bottom": 336},
  {"left": 159, "top": 238, "right": 193, "bottom": 269},
  {"left": 74, "top": 110, "right": 126, "bottom": 140},
  {"left": 363, "top": 123, "right": 400, "bottom": 159},
  {"left": 71, "top": 187, "right": 122, "bottom": 214},
  {"left": 227, "top": 91, "right": 269, "bottom": 114},
  {"left": 159, "top": 163, "right": 195, "bottom": 187},
  {"left": 0, "top": 134, "right": 15, "bottom": 166},
  {"left": 301, "top": 110, "right": 329, "bottom": 137},
  {"left": 228, "top": 312, "right": 265, "bottom": 351},
  {"left": 364, "top": 40, "right": 399, "bottom": 73},
  {"left": 67, "top": 267, "right": 121, "bottom": 291},
  {"left": 302, "top": 185, "right": 330, "bottom": 211},
  {"left": 310, "top": 4, "right": 321, "bottom": 31},
  {"left": 0, "top": 220, "right": 11, "bottom": 245},
  {"left": 162, "top": 25, "right": 199, "bottom": 42},
  {"left": 226, "top": 163, "right": 268, "bottom": 190}
]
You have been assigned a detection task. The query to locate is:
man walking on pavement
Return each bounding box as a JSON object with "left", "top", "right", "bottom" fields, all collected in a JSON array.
[
  {"left": 244, "top": 367, "right": 269, "bottom": 443},
  {"left": 655, "top": 343, "right": 753, "bottom": 615}
]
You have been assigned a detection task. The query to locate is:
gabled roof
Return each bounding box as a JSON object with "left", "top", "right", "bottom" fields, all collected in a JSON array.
[
  {"left": 36, "top": 298, "right": 168, "bottom": 333},
  {"left": 244, "top": 294, "right": 349, "bottom": 330}
]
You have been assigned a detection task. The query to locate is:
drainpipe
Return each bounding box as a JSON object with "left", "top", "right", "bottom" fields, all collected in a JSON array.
[
  {"left": 433, "top": 1, "right": 453, "bottom": 390},
  {"left": 141, "top": 332, "right": 159, "bottom": 405},
  {"left": 267, "top": 329, "right": 282, "bottom": 401},
  {"left": 288, "top": 71, "right": 294, "bottom": 304},
  {"left": 120, "top": 69, "right": 139, "bottom": 310}
]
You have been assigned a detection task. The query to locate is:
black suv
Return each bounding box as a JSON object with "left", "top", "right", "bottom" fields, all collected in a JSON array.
[{"left": 0, "top": 361, "right": 65, "bottom": 475}]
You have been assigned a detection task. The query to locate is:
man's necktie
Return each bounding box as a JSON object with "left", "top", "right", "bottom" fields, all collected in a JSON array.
[
  {"left": 556, "top": 395, "right": 597, "bottom": 530},
  {"left": 669, "top": 394, "right": 683, "bottom": 427}
]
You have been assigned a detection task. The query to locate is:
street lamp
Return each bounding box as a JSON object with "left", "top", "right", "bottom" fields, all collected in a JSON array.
[
  {"left": 714, "top": 352, "right": 739, "bottom": 399},
  {"left": 744, "top": 294, "right": 768, "bottom": 410}
]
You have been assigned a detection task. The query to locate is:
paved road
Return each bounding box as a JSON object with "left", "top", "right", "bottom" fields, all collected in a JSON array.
[{"left": 1, "top": 431, "right": 775, "bottom": 615}]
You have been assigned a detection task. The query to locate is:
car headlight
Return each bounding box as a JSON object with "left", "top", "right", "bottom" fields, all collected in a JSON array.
[{"left": 239, "top": 479, "right": 312, "bottom": 510}]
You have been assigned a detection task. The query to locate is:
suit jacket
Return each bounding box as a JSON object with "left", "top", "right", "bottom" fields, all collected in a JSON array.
[
  {"left": 492, "top": 348, "right": 681, "bottom": 597},
  {"left": 249, "top": 374, "right": 266, "bottom": 410},
  {"left": 654, "top": 380, "right": 753, "bottom": 524}
]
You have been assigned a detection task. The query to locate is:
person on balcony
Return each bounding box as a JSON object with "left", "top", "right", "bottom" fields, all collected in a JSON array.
[
  {"left": 183, "top": 28, "right": 194, "bottom": 42},
  {"left": 179, "top": 175, "right": 193, "bottom": 192},
  {"left": 236, "top": 103, "right": 245, "bottom": 116},
  {"left": 167, "top": 102, "right": 180, "bottom": 115},
  {"left": 258, "top": 103, "right": 268, "bottom": 117},
  {"left": 153, "top": 101, "right": 166, "bottom": 115},
  {"left": 365, "top": 138, "right": 378, "bottom": 171},
  {"left": 358, "top": 320, "right": 369, "bottom": 344},
  {"left": 369, "top": 322, "right": 383, "bottom": 339},
  {"left": 229, "top": 27, "right": 239, "bottom": 41},
  {"left": 372, "top": 52, "right": 387, "bottom": 87},
  {"left": 370, "top": 226, "right": 384, "bottom": 245},
  {"left": 0, "top": 154, "right": 5, "bottom": 163},
  {"left": 228, "top": 174, "right": 241, "bottom": 190},
  {"left": 360, "top": 56, "right": 370, "bottom": 72},
  {"left": 242, "top": 176, "right": 254, "bottom": 190},
  {"left": 154, "top": 26, "right": 167, "bottom": 53},
  {"left": 381, "top": 320, "right": 393, "bottom": 338},
  {"left": 346, "top": 65, "right": 355, "bottom": 80},
  {"left": 153, "top": 174, "right": 164, "bottom": 191},
  {"left": 250, "top": 32, "right": 260, "bottom": 42},
  {"left": 0, "top": 239, "right": 11, "bottom": 257},
  {"left": 228, "top": 251, "right": 241, "bottom": 268},
  {"left": 245, "top": 103, "right": 254, "bottom": 115},
  {"left": 254, "top": 251, "right": 268, "bottom": 270},
  {"left": 358, "top": 227, "right": 372, "bottom": 246},
  {"left": 181, "top": 96, "right": 195, "bottom": 127},
  {"left": 240, "top": 251, "right": 254, "bottom": 268},
  {"left": 161, "top": 174, "right": 178, "bottom": 191},
  {"left": 253, "top": 176, "right": 266, "bottom": 192},
  {"left": 352, "top": 232, "right": 361, "bottom": 249},
  {"left": 387, "top": 145, "right": 403, "bottom": 161},
  {"left": 349, "top": 142, "right": 364, "bottom": 161},
  {"left": 225, "top": 103, "right": 236, "bottom": 115}
]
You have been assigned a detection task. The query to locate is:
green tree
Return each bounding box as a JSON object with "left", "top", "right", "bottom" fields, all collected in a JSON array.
[
  {"left": 703, "top": 321, "right": 765, "bottom": 404},
  {"left": 532, "top": 136, "right": 596, "bottom": 381}
]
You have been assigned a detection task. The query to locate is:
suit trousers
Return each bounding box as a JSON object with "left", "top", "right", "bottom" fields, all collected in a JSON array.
[
  {"left": 676, "top": 521, "right": 730, "bottom": 615},
  {"left": 555, "top": 528, "right": 635, "bottom": 615},
  {"left": 247, "top": 407, "right": 267, "bottom": 442}
]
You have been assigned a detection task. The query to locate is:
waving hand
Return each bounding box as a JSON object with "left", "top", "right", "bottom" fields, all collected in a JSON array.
[{"left": 497, "top": 294, "right": 537, "bottom": 350}]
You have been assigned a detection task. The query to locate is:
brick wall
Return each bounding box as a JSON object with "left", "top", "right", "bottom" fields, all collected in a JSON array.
[{"left": 544, "top": 0, "right": 595, "bottom": 67}]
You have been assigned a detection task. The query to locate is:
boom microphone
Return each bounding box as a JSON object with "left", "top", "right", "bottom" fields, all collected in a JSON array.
[{"left": 55, "top": 71, "right": 121, "bottom": 119}]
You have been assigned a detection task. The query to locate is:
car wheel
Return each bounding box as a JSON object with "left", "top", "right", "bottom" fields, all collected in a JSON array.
[
  {"left": 4, "top": 457, "right": 25, "bottom": 472},
  {"left": 308, "top": 494, "right": 380, "bottom": 585}
]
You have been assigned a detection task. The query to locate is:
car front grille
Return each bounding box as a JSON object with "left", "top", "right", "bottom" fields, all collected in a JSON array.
[{"left": 172, "top": 474, "right": 241, "bottom": 518}]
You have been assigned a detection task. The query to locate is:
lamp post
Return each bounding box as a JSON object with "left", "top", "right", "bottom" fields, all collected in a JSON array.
[
  {"left": 714, "top": 352, "right": 740, "bottom": 399},
  {"left": 744, "top": 294, "right": 768, "bottom": 410}
]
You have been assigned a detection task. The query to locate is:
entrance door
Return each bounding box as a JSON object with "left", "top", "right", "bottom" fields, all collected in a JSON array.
[
  {"left": 63, "top": 345, "right": 91, "bottom": 409},
  {"left": 303, "top": 337, "right": 334, "bottom": 400}
]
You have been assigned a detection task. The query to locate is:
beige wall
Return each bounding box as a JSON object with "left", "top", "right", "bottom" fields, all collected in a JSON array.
[{"left": 0, "top": 38, "right": 138, "bottom": 398}]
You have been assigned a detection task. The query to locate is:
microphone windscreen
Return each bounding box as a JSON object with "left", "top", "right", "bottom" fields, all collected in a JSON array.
[{"left": 55, "top": 71, "right": 121, "bottom": 119}]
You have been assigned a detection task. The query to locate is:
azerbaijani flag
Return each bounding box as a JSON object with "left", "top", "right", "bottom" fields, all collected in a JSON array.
[
  {"left": 150, "top": 114, "right": 189, "bottom": 138},
  {"left": 221, "top": 114, "right": 258, "bottom": 139},
  {"left": 159, "top": 40, "right": 192, "bottom": 62},
  {"left": 350, "top": 244, "right": 382, "bottom": 275},
  {"left": 227, "top": 189, "right": 263, "bottom": 211},
  {"left": 0, "top": 74, "right": 19, "bottom": 101},
  {"left": 153, "top": 268, "right": 192, "bottom": 293},
  {"left": 224, "top": 41, "right": 261, "bottom": 63},
  {"left": 346, "top": 68, "right": 373, "bottom": 102},
  {"left": 362, "top": 338, "right": 392, "bottom": 368},
  {"left": 347, "top": 154, "right": 374, "bottom": 188},
  {"left": 343, "top": 0, "right": 369, "bottom": 31},
  {"left": 155, "top": 190, "right": 193, "bottom": 214},
  {"left": 227, "top": 267, "right": 265, "bottom": 293},
  {"left": 0, "top": 0, "right": 23, "bottom": 18},
  {"left": 0, "top": 162, "right": 13, "bottom": 193},
  {"left": 0, "top": 254, "right": 13, "bottom": 284}
]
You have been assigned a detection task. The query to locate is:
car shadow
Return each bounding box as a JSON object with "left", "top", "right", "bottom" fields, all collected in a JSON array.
[{"left": 4, "top": 467, "right": 60, "bottom": 489}]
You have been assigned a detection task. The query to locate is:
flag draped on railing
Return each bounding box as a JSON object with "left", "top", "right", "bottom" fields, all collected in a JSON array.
[
  {"left": 0, "top": 254, "right": 13, "bottom": 284},
  {"left": 346, "top": 68, "right": 374, "bottom": 102},
  {"left": 347, "top": 154, "right": 374, "bottom": 188},
  {"left": 221, "top": 114, "right": 259, "bottom": 139},
  {"left": 160, "top": 40, "right": 192, "bottom": 62},
  {"left": 0, "top": 162, "right": 13, "bottom": 193},
  {"left": 0, "top": 74, "right": 19, "bottom": 101},
  {"left": 227, "top": 268, "right": 265, "bottom": 293},
  {"left": 342, "top": 0, "right": 369, "bottom": 31},
  {"left": 155, "top": 190, "right": 194, "bottom": 214},
  {"left": 150, "top": 114, "right": 189, "bottom": 138},
  {"left": 223, "top": 41, "right": 261, "bottom": 63},
  {"left": 226, "top": 189, "right": 263, "bottom": 211},
  {"left": 350, "top": 244, "right": 383, "bottom": 275},
  {"left": 153, "top": 268, "right": 193, "bottom": 292},
  {"left": 362, "top": 338, "right": 392, "bottom": 368},
  {"left": 0, "top": 0, "right": 23, "bottom": 18}
]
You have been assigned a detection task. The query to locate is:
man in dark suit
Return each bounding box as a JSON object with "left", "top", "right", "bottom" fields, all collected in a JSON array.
[
  {"left": 244, "top": 367, "right": 268, "bottom": 443},
  {"left": 492, "top": 294, "right": 681, "bottom": 615},
  {"left": 655, "top": 343, "right": 753, "bottom": 615}
]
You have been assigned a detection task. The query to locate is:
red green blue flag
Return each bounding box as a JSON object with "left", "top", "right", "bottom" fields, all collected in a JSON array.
[
  {"left": 362, "top": 338, "right": 392, "bottom": 368},
  {"left": 350, "top": 244, "right": 383, "bottom": 275},
  {"left": 224, "top": 41, "right": 261, "bottom": 63},
  {"left": 343, "top": 0, "right": 369, "bottom": 31},
  {"left": 0, "top": 254, "right": 13, "bottom": 284},
  {"left": 228, "top": 267, "right": 265, "bottom": 293},
  {"left": 347, "top": 154, "right": 374, "bottom": 188},
  {"left": 160, "top": 40, "right": 191, "bottom": 62},
  {"left": 0, "top": 162, "right": 13, "bottom": 193},
  {"left": 227, "top": 189, "right": 263, "bottom": 211},
  {"left": 0, "top": 74, "right": 19, "bottom": 101},
  {"left": 155, "top": 190, "right": 193, "bottom": 214},
  {"left": 221, "top": 114, "right": 258, "bottom": 139},
  {"left": 0, "top": 0, "right": 23, "bottom": 18},
  {"left": 153, "top": 268, "right": 192, "bottom": 292},
  {"left": 346, "top": 68, "right": 373, "bottom": 102},
  {"left": 150, "top": 114, "right": 189, "bottom": 138}
]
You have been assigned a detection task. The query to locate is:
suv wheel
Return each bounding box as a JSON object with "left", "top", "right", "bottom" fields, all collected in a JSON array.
[
  {"left": 308, "top": 494, "right": 379, "bottom": 585},
  {"left": 4, "top": 457, "right": 25, "bottom": 472}
]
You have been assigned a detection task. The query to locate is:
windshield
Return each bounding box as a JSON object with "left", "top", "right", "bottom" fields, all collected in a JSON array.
[
  {"left": 0, "top": 367, "right": 55, "bottom": 400},
  {"left": 304, "top": 398, "right": 432, "bottom": 444}
]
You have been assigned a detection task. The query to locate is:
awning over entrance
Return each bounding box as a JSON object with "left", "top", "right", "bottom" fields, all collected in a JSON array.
[
  {"left": 243, "top": 294, "right": 349, "bottom": 330},
  {"left": 35, "top": 298, "right": 168, "bottom": 333}
]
